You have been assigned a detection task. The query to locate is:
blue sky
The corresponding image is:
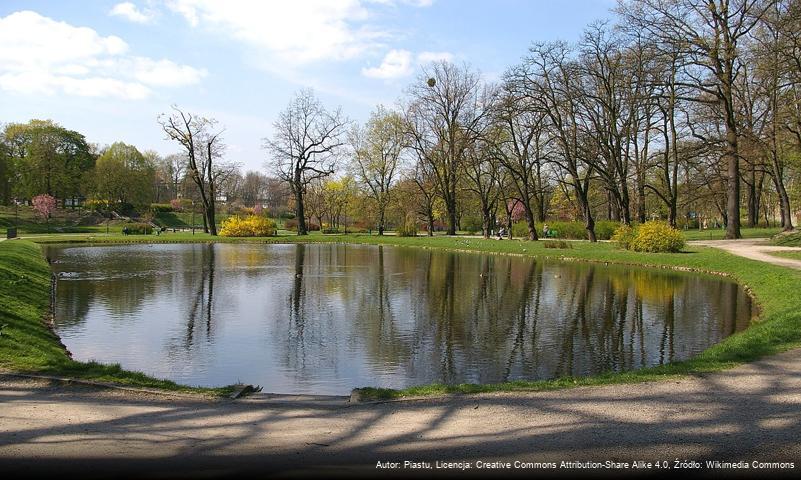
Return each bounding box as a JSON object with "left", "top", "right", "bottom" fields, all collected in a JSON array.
[{"left": 0, "top": 1, "right": 615, "bottom": 172}]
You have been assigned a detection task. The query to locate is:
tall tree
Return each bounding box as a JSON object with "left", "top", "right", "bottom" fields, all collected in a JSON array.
[
  {"left": 264, "top": 89, "right": 349, "bottom": 235},
  {"left": 493, "top": 81, "right": 551, "bottom": 240},
  {"left": 90, "top": 142, "right": 155, "bottom": 207},
  {"left": 350, "top": 106, "right": 405, "bottom": 235},
  {"left": 405, "top": 61, "right": 492, "bottom": 235},
  {"left": 159, "top": 106, "right": 226, "bottom": 235},
  {"left": 619, "top": 0, "right": 777, "bottom": 239},
  {"left": 513, "top": 42, "right": 600, "bottom": 241},
  {"left": 2, "top": 119, "right": 94, "bottom": 204}
]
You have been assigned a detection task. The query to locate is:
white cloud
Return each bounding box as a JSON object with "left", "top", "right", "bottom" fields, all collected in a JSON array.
[
  {"left": 129, "top": 58, "right": 206, "bottom": 87},
  {"left": 0, "top": 10, "right": 205, "bottom": 99},
  {"left": 417, "top": 51, "right": 453, "bottom": 64},
  {"left": 361, "top": 49, "right": 413, "bottom": 79},
  {"left": 109, "top": 2, "right": 155, "bottom": 24},
  {"left": 361, "top": 49, "right": 455, "bottom": 80},
  {"left": 165, "top": 0, "right": 388, "bottom": 65}
]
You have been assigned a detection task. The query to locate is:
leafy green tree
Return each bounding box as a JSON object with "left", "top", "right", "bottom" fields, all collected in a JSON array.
[
  {"left": 2, "top": 120, "right": 94, "bottom": 203},
  {"left": 0, "top": 134, "right": 12, "bottom": 205},
  {"left": 350, "top": 106, "right": 405, "bottom": 235},
  {"left": 89, "top": 142, "right": 155, "bottom": 208}
]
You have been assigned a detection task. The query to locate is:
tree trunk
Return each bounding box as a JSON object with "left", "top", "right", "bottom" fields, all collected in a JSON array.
[
  {"left": 524, "top": 204, "right": 539, "bottom": 241},
  {"left": 293, "top": 180, "right": 307, "bottom": 236},
  {"left": 580, "top": 192, "right": 597, "bottom": 242},
  {"left": 446, "top": 197, "right": 458, "bottom": 235},
  {"left": 482, "top": 206, "right": 491, "bottom": 239},
  {"left": 771, "top": 164, "right": 793, "bottom": 231},
  {"left": 637, "top": 174, "right": 647, "bottom": 224},
  {"left": 724, "top": 126, "right": 741, "bottom": 239},
  {"left": 747, "top": 163, "right": 757, "bottom": 228}
]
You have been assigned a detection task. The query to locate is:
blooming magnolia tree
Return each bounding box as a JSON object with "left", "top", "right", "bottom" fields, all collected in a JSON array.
[
  {"left": 32, "top": 194, "right": 57, "bottom": 221},
  {"left": 509, "top": 199, "right": 525, "bottom": 222}
]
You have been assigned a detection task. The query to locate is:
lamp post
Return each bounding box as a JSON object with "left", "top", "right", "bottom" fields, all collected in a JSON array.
[{"left": 191, "top": 200, "right": 195, "bottom": 235}]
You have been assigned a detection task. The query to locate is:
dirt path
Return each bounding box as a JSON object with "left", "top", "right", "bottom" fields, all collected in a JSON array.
[
  {"left": 691, "top": 238, "right": 801, "bottom": 270},
  {"left": 2, "top": 349, "right": 800, "bottom": 477}
]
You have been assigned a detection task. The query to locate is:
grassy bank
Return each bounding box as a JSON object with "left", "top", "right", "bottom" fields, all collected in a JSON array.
[
  {"left": 770, "top": 250, "right": 801, "bottom": 261},
  {"left": 773, "top": 230, "right": 801, "bottom": 247},
  {"left": 0, "top": 240, "right": 234, "bottom": 396},
  {"left": 9, "top": 232, "right": 801, "bottom": 401}
]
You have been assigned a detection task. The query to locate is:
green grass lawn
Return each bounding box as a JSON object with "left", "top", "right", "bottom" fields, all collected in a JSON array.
[
  {"left": 0, "top": 206, "right": 135, "bottom": 235},
  {"left": 681, "top": 227, "right": 782, "bottom": 241},
  {"left": 769, "top": 250, "right": 801, "bottom": 261},
  {"left": 773, "top": 230, "right": 801, "bottom": 247},
  {"left": 4, "top": 232, "right": 801, "bottom": 400},
  {"left": 153, "top": 210, "right": 234, "bottom": 229}
]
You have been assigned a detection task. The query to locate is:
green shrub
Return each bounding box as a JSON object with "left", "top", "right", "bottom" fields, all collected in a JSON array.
[
  {"left": 123, "top": 223, "right": 153, "bottom": 235},
  {"left": 321, "top": 227, "right": 341, "bottom": 234},
  {"left": 150, "top": 203, "right": 174, "bottom": 213},
  {"left": 461, "top": 215, "right": 483, "bottom": 234},
  {"left": 396, "top": 215, "right": 418, "bottom": 237},
  {"left": 511, "top": 221, "right": 528, "bottom": 238},
  {"left": 615, "top": 221, "right": 685, "bottom": 253},
  {"left": 594, "top": 221, "right": 621, "bottom": 240},
  {"left": 85, "top": 199, "right": 110, "bottom": 213},
  {"left": 544, "top": 221, "right": 586, "bottom": 239},
  {"left": 116, "top": 202, "right": 136, "bottom": 216}
]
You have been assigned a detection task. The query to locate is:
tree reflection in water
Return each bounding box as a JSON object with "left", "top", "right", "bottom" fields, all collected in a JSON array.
[{"left": 47, "top": 243, "right": 753, "bottom": 394}]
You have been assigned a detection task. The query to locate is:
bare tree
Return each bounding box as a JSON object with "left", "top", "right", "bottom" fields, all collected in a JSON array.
[
  {"left": 492, "top": 81, "right": 551, "bottom": 240},
  {"left": 158, "top": 106, "right": 226, "bottom": 235},
  {"left": 264, "top": 89, "right": 349, "bottom": 235},
  {"left": 619, "top": 0, "right": 777, "bottom": 238},
  {"left": 405, "top": 61, "right": 492, "bottom": 235},
  {"left": 411, "top": 156, "right": 439, "bottom": 236},
  {"left": 513, "top": 42, "right": 600, "bottom": 241}
]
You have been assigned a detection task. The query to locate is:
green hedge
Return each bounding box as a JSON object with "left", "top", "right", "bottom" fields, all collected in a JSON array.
[{"left": 511, "top": 220, "right": 621, "bottom": 240}]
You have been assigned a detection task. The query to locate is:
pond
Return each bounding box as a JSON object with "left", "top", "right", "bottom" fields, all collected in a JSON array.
[{"left": 46, "top": 243, "right": 753, "bottom": 395}]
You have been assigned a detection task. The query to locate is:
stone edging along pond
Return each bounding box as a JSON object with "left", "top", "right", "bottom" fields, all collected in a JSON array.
[{"left": 3, "top": 236, "right": 800, "bottom": 401}]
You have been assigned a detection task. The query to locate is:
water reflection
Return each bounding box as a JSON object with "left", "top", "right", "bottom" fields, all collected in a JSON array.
[{"left": 46, "top": 243, "right": 753, "bottom": 394}]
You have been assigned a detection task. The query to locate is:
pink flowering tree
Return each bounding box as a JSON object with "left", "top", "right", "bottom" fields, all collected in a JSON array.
[
  {"left": 509, "top": 199, "right": 525, "bottom": 222},
  {"left": 170, "top": 198, "right": 183, "bottom": 211},
  {"left": 32, "top": 194, "right": 57, "bottom": 222},
  {"left": 253, "top": 204, "right": 263, "bottom": 216}
]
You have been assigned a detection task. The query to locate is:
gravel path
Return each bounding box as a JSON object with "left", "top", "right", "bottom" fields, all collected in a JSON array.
[
  {"left": 690, "top": 238, "right": 801, "bottom": 270},
  {"left": 2, "top": 348, "right": 800, "bottom": 478}
]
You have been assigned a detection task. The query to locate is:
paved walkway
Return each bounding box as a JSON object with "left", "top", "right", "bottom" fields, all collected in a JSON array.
[
  {"left": 2, "top": 348, "right": 801, "bottom": 477},
  {"left": 691, "top": 238, "right": 801, "bottom": 270}
]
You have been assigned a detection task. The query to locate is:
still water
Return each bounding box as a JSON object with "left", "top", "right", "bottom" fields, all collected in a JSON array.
[{"left": 46, "top": 243, "right": 753, "bottom": 395}]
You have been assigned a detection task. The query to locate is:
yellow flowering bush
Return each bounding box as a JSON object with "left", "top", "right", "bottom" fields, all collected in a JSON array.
[
  {"left": 615, "top": 220, "right": 685, "bottom": 253},
  {"left": 611, "top": 224, "right": 636, "bottom": 250},
  {"left": 219, "top": 215, "right": 276, "bottom": 237}
]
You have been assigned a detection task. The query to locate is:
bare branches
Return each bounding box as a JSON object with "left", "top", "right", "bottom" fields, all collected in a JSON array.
[{"left": 263, "top": 89, "right": 350, "bottom": 235}]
